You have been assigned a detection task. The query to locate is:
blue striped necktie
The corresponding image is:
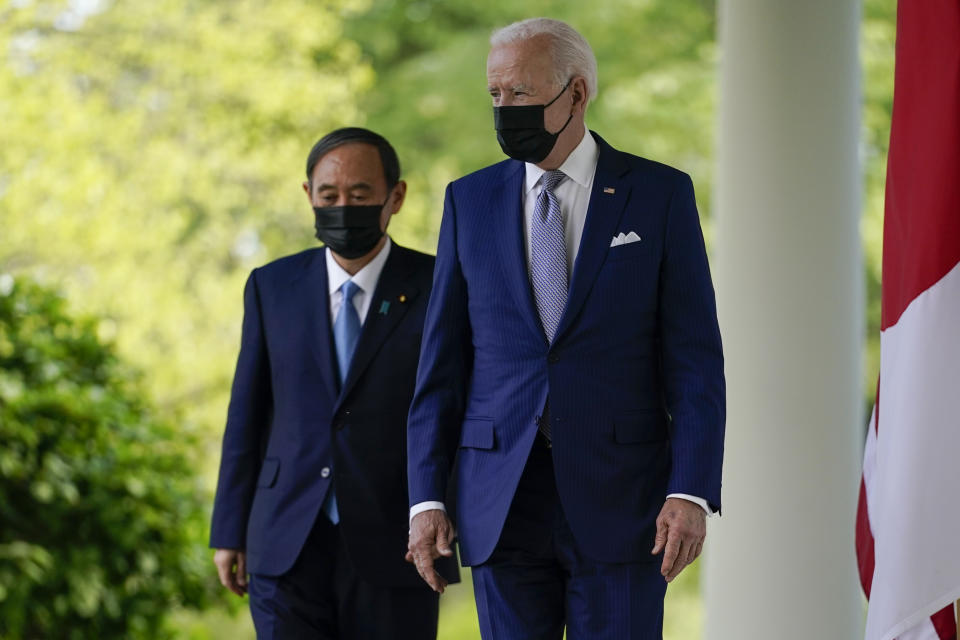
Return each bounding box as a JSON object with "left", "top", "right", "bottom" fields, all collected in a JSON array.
[
  {"left": 530, "top": 170, "right": 568, "bottom": 343},
  {"left": 530, "top": 170, "right": 567, "bottom": 443},
  {"left": 323, "top": 279, "right": 362, "bottom": 524}
]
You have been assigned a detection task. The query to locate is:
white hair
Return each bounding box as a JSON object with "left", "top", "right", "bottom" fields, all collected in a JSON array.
[{"left": 490, "top": 18, "right": 598, "bottom": 103}]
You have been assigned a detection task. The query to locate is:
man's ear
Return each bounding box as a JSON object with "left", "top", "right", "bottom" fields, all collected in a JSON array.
[
  {"left": 389, "top": 180, "right": 408, "bottom": 215},
  {"left": 302, "top": 181, "right": 312, "bottom": 202},
  {"left": 571, "top": 76, "right": 589, "bottom": 115}
]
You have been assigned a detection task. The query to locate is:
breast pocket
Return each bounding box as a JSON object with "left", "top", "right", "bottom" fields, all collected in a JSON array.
[{"left": 606, "top": 240, "right": 646, "bottom": 262}]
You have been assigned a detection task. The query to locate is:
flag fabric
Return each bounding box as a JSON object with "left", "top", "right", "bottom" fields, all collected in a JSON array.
[{"left": 855, "top": 1, "right": 960, "bottom": 639}]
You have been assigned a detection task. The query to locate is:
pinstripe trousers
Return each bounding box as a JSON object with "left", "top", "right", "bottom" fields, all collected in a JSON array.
[{"left": 471, "top": 434, "right": 668, "bottom": 640}]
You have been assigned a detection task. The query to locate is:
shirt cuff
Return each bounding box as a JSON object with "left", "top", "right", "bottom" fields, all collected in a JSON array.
[
  {"left": 668, "top": 493, "right": 715, "bottom": 517},
  {"left": 409, "top": 501, "right": 446, "bottom": 525}
]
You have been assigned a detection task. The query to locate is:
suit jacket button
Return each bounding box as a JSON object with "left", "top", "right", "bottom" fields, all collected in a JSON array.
[
  {"left": 321, "top": 467, "right": 331, "bottom": 478},
  {"left": 548, "top": 353, "right": 560, "bottom": 364}
]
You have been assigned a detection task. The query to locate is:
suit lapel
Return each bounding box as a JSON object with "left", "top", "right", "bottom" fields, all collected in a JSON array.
[
  {"left": 295, "top": 250, "right": 340, "bottom": 402},
  {"left": 335, "top": 245, "right": 418, "bottom": 407},
  {"left": 554, "top": 135, "right": 632, "bottom": 343},
  {"left": 493, "top": 161, "right": 550, "bottom": 343}
]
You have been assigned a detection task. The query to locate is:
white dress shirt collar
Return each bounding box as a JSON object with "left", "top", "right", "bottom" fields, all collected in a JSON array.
[
  {"left": 326, "top": 236, "right": 392, "bottom": 298},
  {"left": 524, "top": 129, "right": 599, "bottom": 195}
]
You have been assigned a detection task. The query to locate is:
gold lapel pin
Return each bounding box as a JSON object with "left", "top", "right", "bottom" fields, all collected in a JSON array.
[
  {"left": 603, "top": 187, "right": 616, "bottom": 194},
  {"left": 398, "top": 294, "right": 407, "bottom": 303}
]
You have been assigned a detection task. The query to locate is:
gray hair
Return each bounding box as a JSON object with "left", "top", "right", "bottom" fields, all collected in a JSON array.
[{"left": 490, "top": 18, "right": 598, "bottom": 103}]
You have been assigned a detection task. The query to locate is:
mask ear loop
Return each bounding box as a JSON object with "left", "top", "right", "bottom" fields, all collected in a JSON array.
[
  {"left": 552, "top": 112, "right": 575, "bottom": 137},
  {"left": 544, "top": 79, "right": 572, "bottom": 108},
  {"left": 544, "top": 79, "right": 575, "bottom": 136},
  {"left": 380, "top": 182, "right": 399, "bottom": 212}
]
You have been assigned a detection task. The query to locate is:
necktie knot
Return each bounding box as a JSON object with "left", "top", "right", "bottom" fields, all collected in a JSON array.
[
  {"left": 541, "top": 170, "right": 566, "bottom": 193},
  {"left": 341, "top": 280, "right": 361, "bottom": 304}
]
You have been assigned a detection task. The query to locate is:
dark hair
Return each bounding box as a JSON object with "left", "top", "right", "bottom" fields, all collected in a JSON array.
[{"left": 305, "top": 127, "right": 401, "bottom": 189}]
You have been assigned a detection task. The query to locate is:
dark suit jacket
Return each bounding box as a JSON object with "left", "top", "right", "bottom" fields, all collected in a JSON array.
[
  {"left": 408, "top": 132, "right": 725, "bottom": 567},
  {"left": 211, "top": 242, "right": 459, "bottom": 587}
]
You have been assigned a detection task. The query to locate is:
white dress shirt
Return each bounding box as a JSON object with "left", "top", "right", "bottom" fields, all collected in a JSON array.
[
  {"left": 326, "top": 236, "right": 392, "bottom": 325},
  {"left": 410, "top": 132, "right": 711, "bottom": 522}
]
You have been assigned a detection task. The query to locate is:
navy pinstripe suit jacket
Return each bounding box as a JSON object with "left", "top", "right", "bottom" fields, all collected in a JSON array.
[{"left": 408, "top": 132, "right": 725, "bottom": 567}]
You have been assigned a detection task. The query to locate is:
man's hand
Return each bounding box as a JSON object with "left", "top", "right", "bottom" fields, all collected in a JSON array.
[
  {"left": 214, "top": 548, "right": 248, "bottom": 597},
  {"left": 651, "top": 497, "right": 707, "bottom": 583},
  {"left": 406, "top": 509, "right": 455, "bottom": 593}
]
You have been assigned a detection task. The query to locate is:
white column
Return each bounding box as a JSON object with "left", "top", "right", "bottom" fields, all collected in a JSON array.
[{"left": 704, "top": 2, "right": 863, "bottom": 638}]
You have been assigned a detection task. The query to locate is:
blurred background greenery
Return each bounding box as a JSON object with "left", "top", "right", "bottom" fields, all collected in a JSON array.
[{"left": 0, "top": 0, "right": 894, "bottom": 637}]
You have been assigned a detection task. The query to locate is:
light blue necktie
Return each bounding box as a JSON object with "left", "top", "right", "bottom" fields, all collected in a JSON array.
[
  {"left": 530, "top": 170, "right": 568, "bottom": 441},
  {"left": 334, "top": 280, "right": 362, "bottom": 386},
  {"left": 323, "top": 279, "right": 362, "bottom": 524}
]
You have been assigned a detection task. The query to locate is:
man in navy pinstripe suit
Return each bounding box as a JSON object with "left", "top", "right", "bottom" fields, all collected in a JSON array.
[{"left": 406, "top": 18, "right": 725, "bottom": 639}]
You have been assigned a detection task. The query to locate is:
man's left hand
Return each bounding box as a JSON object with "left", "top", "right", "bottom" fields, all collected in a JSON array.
[{"left": 651, "top": 497, "right": 706, "bottom": 582}]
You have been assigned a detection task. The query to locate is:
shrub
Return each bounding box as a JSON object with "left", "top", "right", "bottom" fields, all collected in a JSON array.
[{"left": 0, "top": 275, "right": 218, "bottom": 639}]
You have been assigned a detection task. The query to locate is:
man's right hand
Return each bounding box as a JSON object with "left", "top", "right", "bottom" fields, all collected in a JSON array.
[
  {"left": 406, "top": 509, "right": 455, "bottom": 594},
  {"left": 213, "top": 548, "right": 248, "bottom": 597}
]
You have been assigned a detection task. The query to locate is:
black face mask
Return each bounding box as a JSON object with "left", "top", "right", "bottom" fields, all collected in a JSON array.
[
  {"left": 313, "top": 202, "right": 385, "bottom": 259},
  {"left": 493, "top": 81, "right": 574, "bottom": 164}
]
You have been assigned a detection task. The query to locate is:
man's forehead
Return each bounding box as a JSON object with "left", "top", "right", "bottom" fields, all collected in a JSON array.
[
  {"left": 487, "top": 39, "right": 554, "bottom": 81},
  {"left": 311, "top": 143, "right": 383, "bottom": 181}
]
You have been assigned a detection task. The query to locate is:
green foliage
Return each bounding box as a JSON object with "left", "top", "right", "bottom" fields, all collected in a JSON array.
[
  {"left": 0, "top": 276, "right": 219, "bottom": 638},
  {"left": 860, "top": 0, "right": 897, "bottom": 414}
]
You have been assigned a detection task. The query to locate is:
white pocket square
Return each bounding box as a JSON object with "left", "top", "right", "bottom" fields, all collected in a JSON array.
[{"left": 610, "top": 231, "right": 642, "bottom": 247}]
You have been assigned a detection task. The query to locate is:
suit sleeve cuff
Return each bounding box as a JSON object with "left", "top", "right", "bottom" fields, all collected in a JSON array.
[
  {"left": 409, "top": 501, "right": 446, "bottom": 525},
  {"left": 668, "top": 493, "right": 715, "bottom": 517}
]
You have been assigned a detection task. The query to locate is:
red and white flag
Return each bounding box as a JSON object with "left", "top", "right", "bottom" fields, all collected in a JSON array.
[{"left": 856, "top": 2, "right": 960, "bottom": 639}]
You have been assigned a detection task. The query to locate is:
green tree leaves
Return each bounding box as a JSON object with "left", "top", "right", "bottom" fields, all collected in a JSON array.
[{"left": 0, "top": 0, "right": 373, "bottom": 435}]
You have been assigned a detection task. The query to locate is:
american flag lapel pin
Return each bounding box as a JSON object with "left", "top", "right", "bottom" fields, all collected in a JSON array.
[{"left": 603, "top": 187, "right": 616, "bottom": 194}]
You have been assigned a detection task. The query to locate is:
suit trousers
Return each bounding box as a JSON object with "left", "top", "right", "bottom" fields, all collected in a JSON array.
[
  {"left": 471, "top": 434, "right": 668, "bottom": 640},
  {"left": 248, "top": 514, "right": 439, "bottom": 640}
]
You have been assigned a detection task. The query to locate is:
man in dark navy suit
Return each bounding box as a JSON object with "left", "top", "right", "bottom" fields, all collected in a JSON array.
[
  {"left": 210, "top": 127, "right": 458, "bottom": 639},
  {"left": 406, "top": 18, "right": 725, "bottom": 640}
]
